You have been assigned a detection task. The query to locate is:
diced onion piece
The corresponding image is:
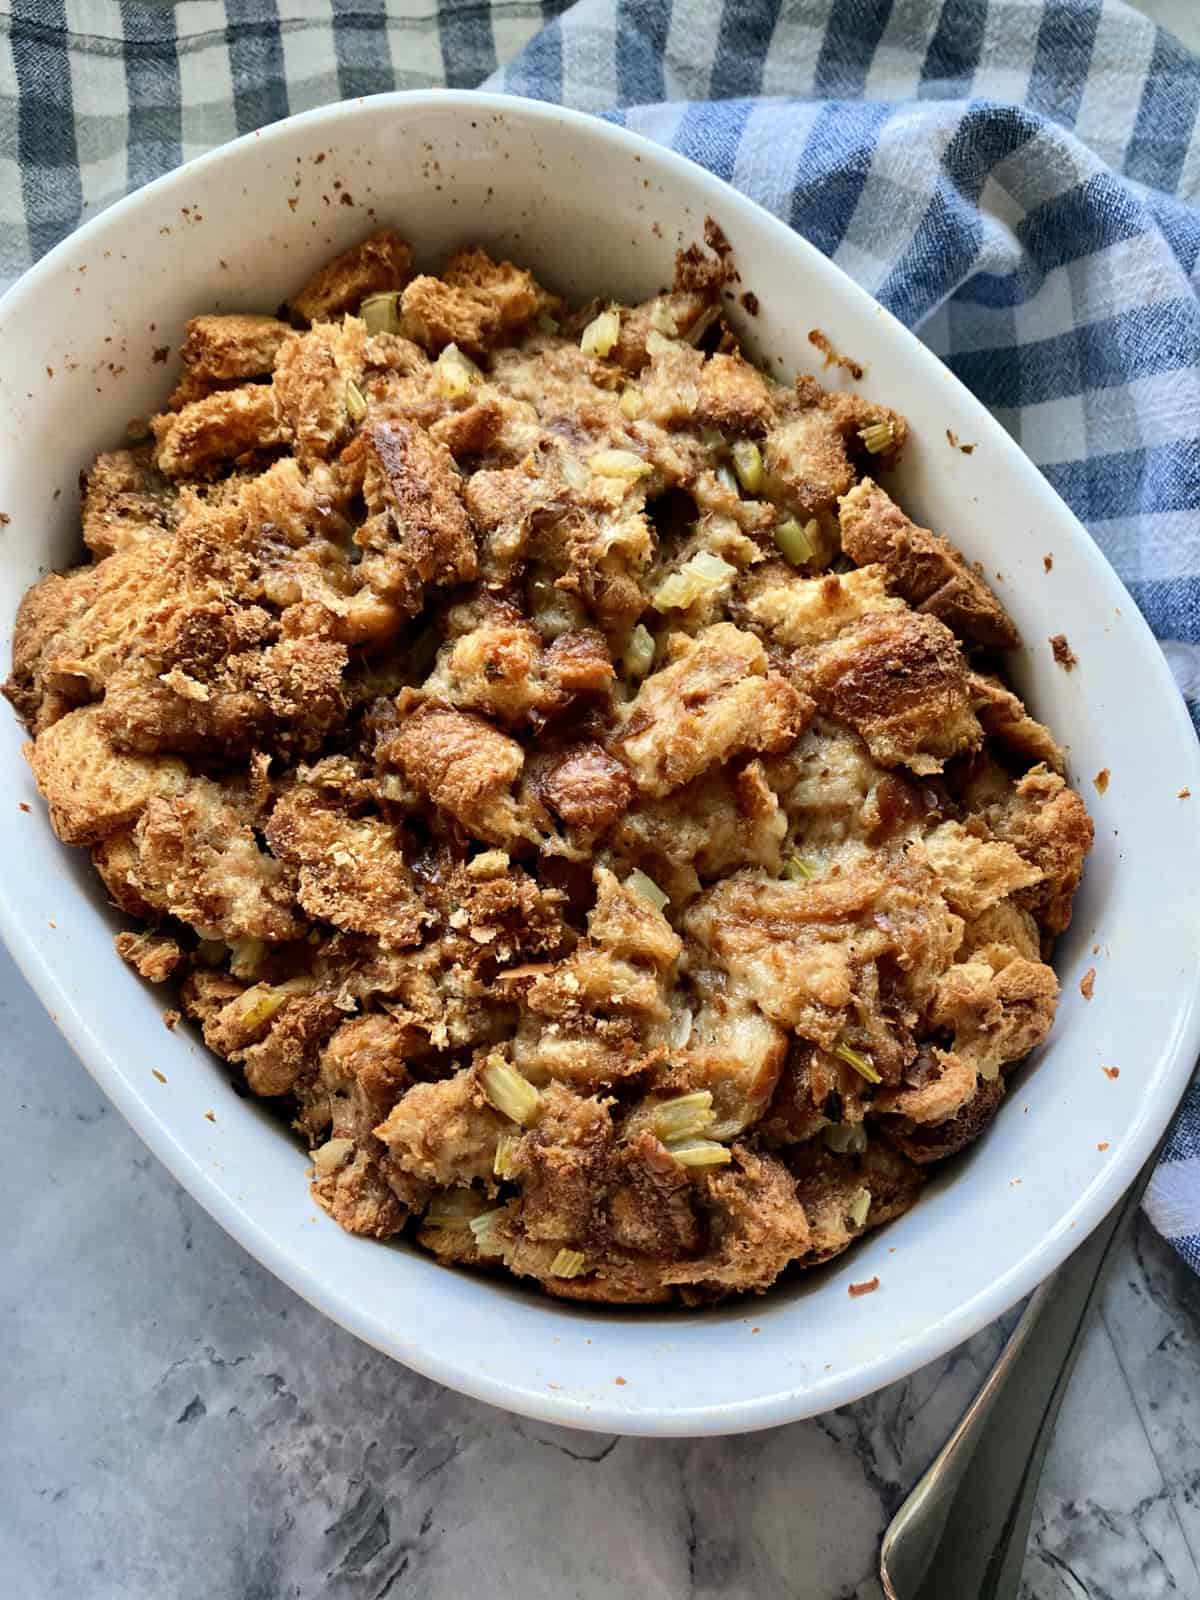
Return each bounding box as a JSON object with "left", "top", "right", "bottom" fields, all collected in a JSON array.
[
  {"left": 590, "top": 448, "right": 651, "bottom": 481},
  {"left": 782, "top": 856, "right": 817, "bottom": 881},
  {"left": 833, "top": 1042, "right": 882, "bottom": 1084},
  {"left": 469, "top": 1209, "right": 510, "bottom": 1258},
  {"left": 715, "top": 463, "right": 739, "bottom": 495},
  {"left": 624, "top": 868, "right": 669, "bottom": 913},
  {"left": 652, "top": 550, "right": 737, "bottom": 611},
  {"left": 580, "top": 307, "right": 620, "bottom": 358},
  {"left": 480, "top": 1056, "right": 540, "bottom": 1126},
  {"left": 619, "top": 387, "right": 645, "bottom": 420},
  {"left": 731, "top": 440, "right": 764, "bottom": 494},
  {"left": 652, "top": 1092, "right": 715, "bottom": 1143},
  {"left": 670, "top": 1006, "right": 694, "bottom": 1050},
  {"left": 230, "top": 977, "right": 311, "bottom": 1033},
  {"left": 666, "top": 1138, "right": 733, "bottom": 1168},
  {"left": 493, "top": 1131, "right": 521, "bottom": 1180},
  {"left": 859, "top": 420, "right": 896, "bottom": 454},
  {"left": 360, "top": 291, "right": 401, "bottom": 335},
  {"left": 644, "top": 328, "right": 674, "bottom": 358},
  {"left": 312, "top": 1137, "right": 354, "bottom": 1176},
  {"left": 550, "top": 1248, "right": 587, "bottom": 1279},
  {"left": 424, "top": 1190, "right": 488, "bottom": 1228},
  {"left": 824, "top": 1122, "right": 868, "bottom": 1155},
  {"left": 623, "top": 622, "right": 655, "bottom": 679},
  {"left": 435, "top": 342, "right": 483, "bottom": 398},
  {"left": 228, "top": 936, "right": 266, "bottom": 978},
  {"left": 848, "top": 1186, "right": 872, "bottom": 1227},
  {"left": 345, "top": 378, "right": 367, "bottom": 423},
  {"left": 773, "top": 516, "right": 815, "bottom": 566}
]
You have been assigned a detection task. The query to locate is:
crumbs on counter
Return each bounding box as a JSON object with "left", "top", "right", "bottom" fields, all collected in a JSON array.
[
  {"left": 1102, "top": 1066, "right": 1120, "bottom": 1080},
  {"left": 1043, "top": 553, "right": 1053, "bottom": 572},
  {"left": 1080, "top": 968, "right": 1096, "bottom": 1000},
  {"left": 614, "top": 1376, "right": 627, "bottom": 1386},
  {"left": 204, "top": 1110, "right": 216, "bottom": 1122},
  {"left": 1050, "top": 634, "right": 1077, "bottom": 669},
  {"left": 1180, "top": 788, "right": 1192, "bottom": 799},
  {"left": 152, "top": 1069, "right": 167, "bottom": 1083},
  {"left": 946, "top": 428, "right": 975, "bottom": 454},
  {"left": 849, "top": 1276, "right": 880, "bottom": 1298},
  {"left": 1093, "top": 769, "right": 1110, "bottom": 794},
  {"left": 1098, "top": 1142, "right": 1109, "bottom": 1152},
  {"left": 163, "top": 1009, "right": 181, "bottom": 1030},
  {"left": 18, "top": 801, "right": 29, "bottom": 812},
  {"left": 808, "top": 327, "right": 864, "bottom": 380},
  {"left": 0, "top": 512, "right": 9, "bottom": 526}
]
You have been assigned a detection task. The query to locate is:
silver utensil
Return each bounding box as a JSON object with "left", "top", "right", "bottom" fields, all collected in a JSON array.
[{"left": 879, "top": 1143, "right": 1164, "bottom": 1599}]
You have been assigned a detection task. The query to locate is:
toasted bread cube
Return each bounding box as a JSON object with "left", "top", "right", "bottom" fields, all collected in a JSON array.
[
  {"left": 29, "top": 704, "right": 187, "bottom": 845},
  {"left": 289, "top": 228, "right": 411, "bottom": 323}
]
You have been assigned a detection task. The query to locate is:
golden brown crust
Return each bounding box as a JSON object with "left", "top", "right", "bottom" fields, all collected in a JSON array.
[
  {"left": 152, "top": 384, "right": 282, "bottom": 478},
  {"left": 803, "top": 609, "right": 982, "bottom": 774},
  {"left": 839, "top": 478, "right": 1019, "bottom": 650},
  {"left": 289, "top": 228, "right": 412, "bottom": 323},
  {"left": 179, "top": 314, "right": 291, "bottom": 384},
  {"left": 7, "top": 234, "right": 1091, "bottom": 1307}
]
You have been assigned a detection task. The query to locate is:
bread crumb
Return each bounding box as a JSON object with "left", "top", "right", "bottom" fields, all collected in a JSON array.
[
  {"left": 945, "top": 428, "right": 975, "bottom": 454},
  {"left": 808, "top": 328, "right": 863, "bottom": 381},
  {"left": 18, "top": 801, "right": 30, "bottom": 813},
  {"left": 848, "top": 1276, "right": 880, "bottom": 1298},
  {"left": 614, "top": 1376, "right": 627, "bottom": 1386},
  {"left": 751, "top": 1326, "right": 761, "bottom": 1334},
  {"left": 204, "top": 1109, "right": 216, "bottom": 1122},
  {"left": 163, "top": 1008, "right": 181, "bottom": 1030},
  {"left": 1097, "top": 1142, "right": 1109, "bottom": 1151},
  {"left": 152, "top": 1069, "right": 167, "bottom": 1083},
  {"left": 1080, "top": 967, "right": 1096, "bottom": 1000},
  {"left": 1180, "top": 788, "right": 1192, "bottom": 800},
  {"left": 1050, "top": 634, "right": 1077, "bottom": 669},
  {"left": 1043, "top": 554, "right": 1053, "bottom": 572},
  {"left": 1102, "top": 1065, "right": 1120, "bottom": 1080},
  {"left": 1093, "top": 769, "right": 1109, "bottom": 794}
]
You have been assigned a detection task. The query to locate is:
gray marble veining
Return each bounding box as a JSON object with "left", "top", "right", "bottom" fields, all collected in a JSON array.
[{"left": 3, "top": 944, "right": 1199, "bottom": 1600}]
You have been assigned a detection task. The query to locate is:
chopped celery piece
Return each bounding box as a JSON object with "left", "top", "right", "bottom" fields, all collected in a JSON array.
[
  {"left": 666, "top": 1138, "right": 733, "bottom": 1168},
  {"left": 480, "top": 1057, "right": 540, "bottom": 1126},
  {"left": 859, "top": 420, "right": 895, "bottom": 454},
  {"left": 848, "top": 1186, "right": 872, "bottom": 1227},
  {"left": 624, "top": 868, "right": 669, "bottom": 912},
  {"left": 345, "top": 379, "right": 367, "bottom": 422},
  {"left": 550, "top": 1248, "right": 587, "bottom": 1279},
  {"left": 731, "top": 439, "right": 764, "bottom": 494},
  {"left": 773, "top": 516, "right": 814, "bottom": 566},
  {"left": 833, "top": 1042, "right": 882, "bottom": 1084},
  {"left": 782, "top": 856, "right": 817, "bottom": 881},
  {"left": 652, "top": 1091, "right": 715, "bottom": 1143}
]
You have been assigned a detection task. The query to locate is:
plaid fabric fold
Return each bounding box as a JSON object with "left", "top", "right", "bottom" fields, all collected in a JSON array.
[{"left": 2, "top": 0, "right": 1199, "bottom": 1264}]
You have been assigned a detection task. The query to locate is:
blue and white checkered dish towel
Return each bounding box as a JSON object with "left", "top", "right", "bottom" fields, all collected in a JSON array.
[{"left": 3, "top": 0, "right": 1199, "bottom": 1266}]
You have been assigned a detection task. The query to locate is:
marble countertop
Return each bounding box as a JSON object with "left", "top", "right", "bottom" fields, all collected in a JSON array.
[{"left": 3, "top": 945, "right": 1199, "bottom": 1600}]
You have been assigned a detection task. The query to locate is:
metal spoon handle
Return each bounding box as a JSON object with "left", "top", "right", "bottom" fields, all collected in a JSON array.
[{"left": 880, "top": 1148, "right": 1161, "bottom": 1600}]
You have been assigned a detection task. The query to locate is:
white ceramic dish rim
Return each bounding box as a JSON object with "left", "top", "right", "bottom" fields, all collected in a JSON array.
[{"left": 1, "top": 90, "right": 1198, "bottom": 1436}]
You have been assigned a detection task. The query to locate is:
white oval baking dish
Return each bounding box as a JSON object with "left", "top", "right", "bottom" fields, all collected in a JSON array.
[{"left": 1, "top": 91, "right": 1197, "bottom": 1436}]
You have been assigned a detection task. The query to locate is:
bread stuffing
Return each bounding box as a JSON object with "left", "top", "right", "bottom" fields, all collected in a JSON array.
[{"left": 5, "top": 227, "right": 1092, "bottom": 1304}]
